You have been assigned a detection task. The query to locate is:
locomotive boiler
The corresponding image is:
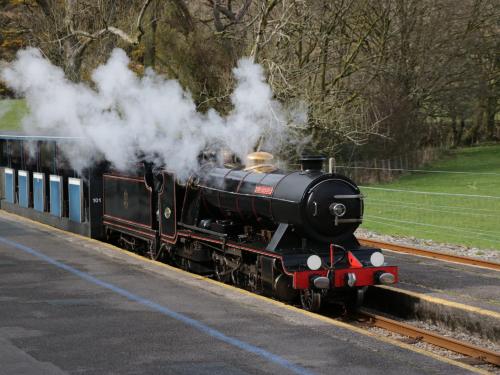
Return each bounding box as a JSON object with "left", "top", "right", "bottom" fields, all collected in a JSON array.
[{"left": 199, "top": 156, "right": 364, "bottom": 243}]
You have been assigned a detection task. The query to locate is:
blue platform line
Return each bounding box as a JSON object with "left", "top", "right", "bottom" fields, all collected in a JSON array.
[{"left": 0, "top": 235, "right": 315, "bottom": 375}]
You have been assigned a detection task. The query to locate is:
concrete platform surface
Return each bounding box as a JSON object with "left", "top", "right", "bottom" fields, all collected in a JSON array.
[
  {"left": 384, "top": 251, "right": 500, "bottom": 313},
  {"left": 0, "top": 212, "right": 480, "bottom": 375}
]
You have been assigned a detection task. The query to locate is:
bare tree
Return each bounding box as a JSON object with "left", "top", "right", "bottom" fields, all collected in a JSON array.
[
  {"left": 4, "top": 0, "right": 497, "bottom": 158},
  {"left": 29, "top": 0, "right": 154, "bottom": 80}
]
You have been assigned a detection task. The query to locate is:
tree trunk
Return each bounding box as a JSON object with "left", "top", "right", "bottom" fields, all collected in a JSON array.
[
  {"left": 486, "top": 94, "right": 497, "bottom": 140},
  {"left": 251, "top": 0, "right": 279, "bottom": 63},
  {"left": 320, "top": 37, "right": 329, "bottom": 101},
  {"left": 63, "top": 38, "right": 84, "bottom": 81},
  {"left": 451, "top": 114, "right": 458, "bottom": 147},
  {"left": 144, "top": 1, "right": 158, "bottom": 69},
  {"left": 457, "top": 117, "right": 465, "bottom": 146},
  {"left": 463, "top": 98, "right": 485, "bottom": 145}
]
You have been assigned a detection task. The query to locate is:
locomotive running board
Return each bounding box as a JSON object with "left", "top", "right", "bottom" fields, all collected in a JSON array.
[
  {"left": 177, "top": 222, "right": 228, "bottom": 239},
  {"left": 265, "top": 223, "right": 289, "bottom": 252}
]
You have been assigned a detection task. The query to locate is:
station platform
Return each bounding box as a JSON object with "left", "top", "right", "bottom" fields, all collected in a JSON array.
[
  {"left": 0, "top": 212, "right": 483, "bottom": 374},
  {"left": 383, "top": 251, "right": 500, "bottom": 314}
]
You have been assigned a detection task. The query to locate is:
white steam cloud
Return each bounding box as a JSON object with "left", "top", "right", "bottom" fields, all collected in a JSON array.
[{"left": 1, "top": 48, "right": 304, "bottom": 179}]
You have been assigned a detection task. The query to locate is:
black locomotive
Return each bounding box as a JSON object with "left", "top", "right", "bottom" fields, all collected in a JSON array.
[
  {"left": 0, "top": 137, "right": 398, "bottom": 312},
  {"left": 102, "top": 152, "right": 398, "bottom": 311}
]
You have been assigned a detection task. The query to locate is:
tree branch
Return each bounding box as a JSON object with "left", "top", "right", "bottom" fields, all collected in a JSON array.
[
  {"left": 65, "top": 0, "right": 154, "bottom": 46},
  {"left": 251, "top": 0, "right": 280, "bottom": 62},
  {"left": 212, "top": 0, "right": 252, "bottom": 31},
  {"left": 136, "top": 0, "right": 154, "bottom": 37}
]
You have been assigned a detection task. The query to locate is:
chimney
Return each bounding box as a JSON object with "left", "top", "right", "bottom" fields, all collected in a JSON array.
[{"left": 300, "top": 155, "right": 326, "bottom": 172}]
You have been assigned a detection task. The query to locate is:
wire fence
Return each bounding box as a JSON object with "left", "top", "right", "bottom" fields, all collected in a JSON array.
[
  {"left": 359, "top": 186, "right": 500, "bottom": 250},
  {"left": 283, "top": 146, "right": 500, "bottom": 250},
  {"left": 334, "top": 155, "right": 500, "bottom": 250},
  {"left": 333, "top": 147, "right": 444, "bottom": 184}
]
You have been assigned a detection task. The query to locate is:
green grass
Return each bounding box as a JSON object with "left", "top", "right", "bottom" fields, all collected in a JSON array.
[
  {"left": 0, "top": 99, "right": 27, "bottom": 131},
  {"left": 360, "top": 145, "right": 500, "bottom": 250}
]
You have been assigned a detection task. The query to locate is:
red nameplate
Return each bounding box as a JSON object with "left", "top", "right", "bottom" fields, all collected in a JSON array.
[{"left": 254, "top": 185, "right": 273, "bottom": 195}]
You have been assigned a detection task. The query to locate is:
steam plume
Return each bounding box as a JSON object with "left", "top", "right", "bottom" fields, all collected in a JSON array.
[{"left": 1, "top": 48, "right": 303, "bottom": 179}]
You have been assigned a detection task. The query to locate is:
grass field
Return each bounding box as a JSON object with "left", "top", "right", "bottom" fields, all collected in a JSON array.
[
  {"left": 360, "top": 145, "right": 500, "bottom": 250},
  {"left": 0, "top": 99, "right": 27, "bottom": 131}
]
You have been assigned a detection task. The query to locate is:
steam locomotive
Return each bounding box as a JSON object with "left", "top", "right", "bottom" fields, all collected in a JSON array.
[
  {"left": 102, "top": 152, "right": 398, "bottom": 311},
  {"left": 0, "top": 136, "right": 398, "bottom": 312}
]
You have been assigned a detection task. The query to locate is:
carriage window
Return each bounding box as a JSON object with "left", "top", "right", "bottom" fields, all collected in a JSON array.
[
  {"left": 10, "top": 140, "right": 22, "bottom": 169},
  {"left": 56, "top": 144, "right": 72, "bottom": 175},
  {"left": 0, "top": 140, "right": 6, "bottom": 166},
  {"left": 23, "top": 141, "right": 37, "bottom": 170},
  {"left": 40, "top": 141, "right": 55, "bottom": 174}
]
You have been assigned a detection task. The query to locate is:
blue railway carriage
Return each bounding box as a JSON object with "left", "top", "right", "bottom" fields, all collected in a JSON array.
[{"left": 0, "top": 135, "right": 105, "bottom": 237}]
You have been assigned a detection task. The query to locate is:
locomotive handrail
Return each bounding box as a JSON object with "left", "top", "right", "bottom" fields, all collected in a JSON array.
[
  {"left": 177, "top": 222, "right": 228, "bottom": 239},
  {"left": 333, "top": 194, "right": 364, "bottom": 199},
  {"left": 196, "top": 184, "right": 297, "bottom": 203}
]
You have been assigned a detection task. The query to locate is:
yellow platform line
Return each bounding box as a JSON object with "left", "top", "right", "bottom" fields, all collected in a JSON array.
[
  {"left": 377, "top": 285, "right": 500, "bottom": 320},
  {"left": 0, "top": 210, "right": 491, "bottom": 374}
]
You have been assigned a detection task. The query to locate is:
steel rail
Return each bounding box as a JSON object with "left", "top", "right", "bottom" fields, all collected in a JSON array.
[
  {"left": 359, "top": 311, "right": 500, "bottom": 366},
  {"left": 358, "top": 238, "right": 500, "bottom": 271}
]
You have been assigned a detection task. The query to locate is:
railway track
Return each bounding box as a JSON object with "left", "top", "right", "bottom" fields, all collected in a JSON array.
[
  {"left": 353, "top": 310, "right": 500, "bottom": 367},
  {"left": 356, "top": 239, "right": 500, "bottom": 367},
  {"left": 358, "top": 238, "right": 500, "bottom": 271}
]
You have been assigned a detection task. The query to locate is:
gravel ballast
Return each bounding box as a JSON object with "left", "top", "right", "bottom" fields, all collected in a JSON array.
[{"left": 356, "top": 228, "right": 500, "bottom": 263}]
